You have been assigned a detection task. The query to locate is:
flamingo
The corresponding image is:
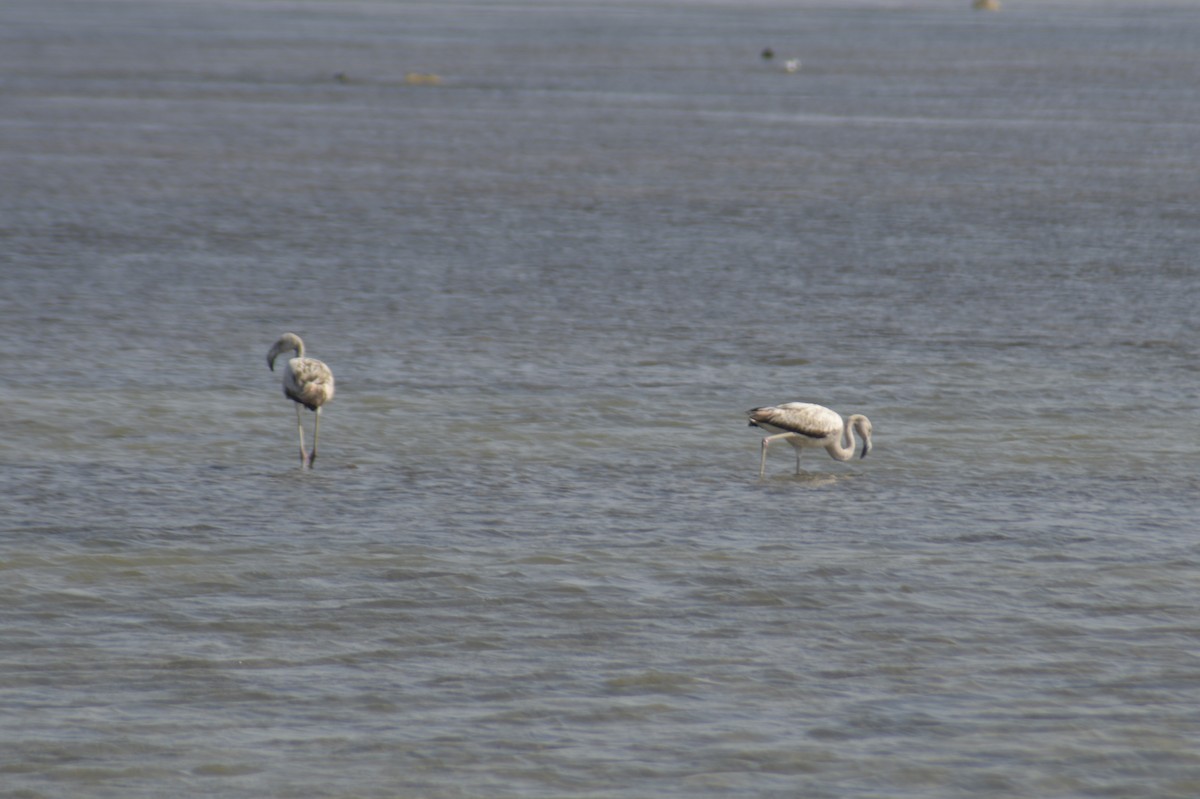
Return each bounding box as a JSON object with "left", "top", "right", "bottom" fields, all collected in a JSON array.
[
  {"left": 747, "top": 402, "right": 873, "bottom": 478},
  {"left": 267, "top": 333, "right": 335, "bottom": 468}
]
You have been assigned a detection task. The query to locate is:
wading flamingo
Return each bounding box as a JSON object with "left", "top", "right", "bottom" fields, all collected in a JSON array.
[
  {"left": 267, "top": 333, "right": 335, "bottom": 468},
  {"left": 747, "top": 402, "right": 872, "bottom": 478}
]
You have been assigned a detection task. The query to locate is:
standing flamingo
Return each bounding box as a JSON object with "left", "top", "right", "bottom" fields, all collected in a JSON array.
[
  {"left": 747, "top": 402, "right": 873, "bottom": 478},
  {"left": 267, "top": 333, "right": 335, "bottom": 468}
]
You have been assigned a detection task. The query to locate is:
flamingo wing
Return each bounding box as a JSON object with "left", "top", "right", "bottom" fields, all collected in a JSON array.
[
  {"left": 748, "top": 402, "right": 842, "bottom": 439},
  {"left": 285, "top": 357, "right": 335, "bottom": 410}
]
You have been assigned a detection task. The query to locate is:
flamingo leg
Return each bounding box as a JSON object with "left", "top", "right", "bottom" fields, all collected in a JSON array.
[
  {"left": 295, "top": 403, "right": 308, "bottom": 468},
  {"left": 309, "top": 408, "right": 321, "bottom": 468},
  {"left": 759, "top": 433, "right": 800, "bottom": 478}
]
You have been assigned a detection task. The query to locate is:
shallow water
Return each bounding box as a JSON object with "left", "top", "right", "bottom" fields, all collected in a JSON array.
[{"left": 2, "top": 1, "right": 1199, "bottom": 797}]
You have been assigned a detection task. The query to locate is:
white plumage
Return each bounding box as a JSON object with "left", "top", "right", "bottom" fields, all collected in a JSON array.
[
  {"left": 267, "top": 333, "right": 335, "bottom": 468},
  {"left": 747, "top": 402, "right": 873, "bottom": 477}
]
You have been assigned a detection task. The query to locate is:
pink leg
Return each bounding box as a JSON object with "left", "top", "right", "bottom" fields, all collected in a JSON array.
[
  {"left": 308, "top": 408, "right": 321, "bottom": 468},
  {"left": 295, "top": 404, "right": 309, "bottom": 468}
]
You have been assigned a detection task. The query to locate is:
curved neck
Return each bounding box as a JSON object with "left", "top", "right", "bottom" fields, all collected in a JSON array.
[
  {"left": 267, "top": 335, "right": 305, "bottom": 372},
  {"left": 824, "top": 419, "right": 856, "bottom": 461}
]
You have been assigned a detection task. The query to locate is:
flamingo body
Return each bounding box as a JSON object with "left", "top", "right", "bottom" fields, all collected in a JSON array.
[
  {"left": 267, "top": 333, "right": 334, "bottom": 467},
  {"left": 747, "top": 402, "right": 872, "bottom": 477},
  {"left": 279, "top": 355, "right": 335, "bottom": 411}
]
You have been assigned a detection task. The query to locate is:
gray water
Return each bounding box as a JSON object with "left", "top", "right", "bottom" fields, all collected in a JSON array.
[{"left": 2, "top": 0, "right": 1199, "bottom": 796}]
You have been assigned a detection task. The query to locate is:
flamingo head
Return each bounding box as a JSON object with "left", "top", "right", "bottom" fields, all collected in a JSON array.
[
  {"left": 849, "top": 415, "right": 873, "bottom": 459},
  {"left": 267, "top": 333, "right": 304, "bottom": 372}
]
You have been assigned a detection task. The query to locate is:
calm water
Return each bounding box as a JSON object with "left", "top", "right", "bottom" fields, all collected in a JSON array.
[{"left": 2, "top": 0, "right": 1199, "bottom": 796}]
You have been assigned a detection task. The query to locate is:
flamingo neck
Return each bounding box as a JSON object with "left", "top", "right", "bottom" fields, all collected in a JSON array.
[{"left": 824, "top": 419, "right": 856, "bottom": 461}]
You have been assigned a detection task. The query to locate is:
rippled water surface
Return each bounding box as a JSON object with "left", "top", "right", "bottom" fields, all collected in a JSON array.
[{"left": 2, "top": 1, "right": 1199, "bottom": 797}]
